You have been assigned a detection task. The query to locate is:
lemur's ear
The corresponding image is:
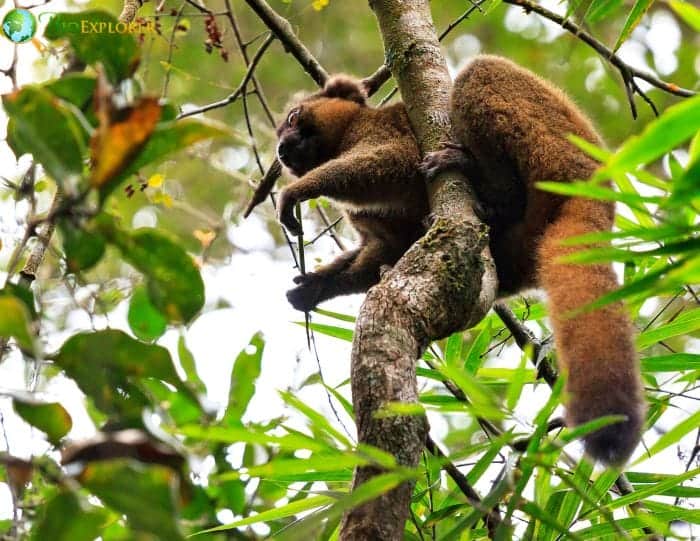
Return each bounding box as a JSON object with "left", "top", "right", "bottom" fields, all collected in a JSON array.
[{"left": 320, "top": 75, "right": 366, "bottom": 105}]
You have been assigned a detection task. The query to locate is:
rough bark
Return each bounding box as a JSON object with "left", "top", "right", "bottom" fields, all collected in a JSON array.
[{"left": 339, "top": 1, "right": 498, "bottom": 539}]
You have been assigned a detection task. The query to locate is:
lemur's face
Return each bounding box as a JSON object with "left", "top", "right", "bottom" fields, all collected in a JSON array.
[{"left": 276, "top": 102, "right": 327, "bottom": 177}]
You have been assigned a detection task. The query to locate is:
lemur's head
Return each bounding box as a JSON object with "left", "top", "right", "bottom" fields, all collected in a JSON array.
[{"left": 276, "top": 76, "right": 366, "bottom": 176}]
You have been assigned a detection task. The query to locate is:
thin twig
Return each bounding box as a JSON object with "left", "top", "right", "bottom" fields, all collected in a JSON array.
[
  {"left": 492, "top": 302, "right": 557, "bottom": 386},
  {"left": 177, "top": 33, "right": 275, "bottom": 119},
  {"left": 426, "top": 435, "right": 501, "bottom": 538},
  {"left": 502, "top": 0, "right": 694, "bottom": 118},
  {"left": 18, "top": 188, "right": 62, "bottom": 288},
  {"left": 305, "top": 215, "right": 343, "bottom": 247},
  {"left": 161, "top": 2, "right": 187, "bottom": 98},
  {"left": 243, "top": 0, "right": 329, "bottom": 86},
  {"left": 224, "top": 0, "right": 275, "bottom": 125}
]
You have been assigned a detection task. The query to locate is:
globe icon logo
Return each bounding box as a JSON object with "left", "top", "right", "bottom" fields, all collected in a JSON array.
[{"left": 2, "top": 8, "right": 37, "bottom": 44}]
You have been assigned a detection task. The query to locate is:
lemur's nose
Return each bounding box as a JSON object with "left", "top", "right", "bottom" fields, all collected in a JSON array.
[{"left": 277, "top": 140, "right": 291, "bottom": 162}]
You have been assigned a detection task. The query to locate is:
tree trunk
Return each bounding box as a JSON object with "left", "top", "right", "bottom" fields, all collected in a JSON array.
[{"left": 339, "top": 1, "right": 498, "bottom": 539}]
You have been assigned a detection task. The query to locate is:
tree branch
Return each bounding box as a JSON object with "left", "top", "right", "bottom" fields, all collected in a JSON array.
[
  {"left": 362, "top": 0, "right": 488, "bottom": 99},
  {"left": 118, "top": 0, "right": 143, "bottom": 23},
  {"left": 502, "top": 0, "right": 695, "bottom": 118},
  {"left": 339, "top": 1, "right": 497, "bottom": 538},
  {"left": 177, "top": 33, "right": 275, "bottom": 120},
  {"left": 243, "top": 0, "right": 329, "bottom": 86},
  {"left": 492, "top": 302, "right": 558, "bottom": 386}
]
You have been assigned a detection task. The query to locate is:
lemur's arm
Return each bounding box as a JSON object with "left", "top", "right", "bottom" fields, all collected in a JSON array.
[{"left": 277, "top": 142, "right": 419, "bottom": 236}]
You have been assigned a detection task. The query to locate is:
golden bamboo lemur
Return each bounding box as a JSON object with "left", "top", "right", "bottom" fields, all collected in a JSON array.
[{"left": 274, "top": 55, "right": 644, "bottom": 465}]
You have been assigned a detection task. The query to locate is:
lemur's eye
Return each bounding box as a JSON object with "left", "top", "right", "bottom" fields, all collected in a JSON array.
[{"left": 287, "top": 108, "right": 300, "bottom": 127}]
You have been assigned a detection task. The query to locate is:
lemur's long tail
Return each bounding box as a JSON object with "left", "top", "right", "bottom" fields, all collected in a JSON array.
[{"left": 538, "top": 197, "right": 645, "bottom": 465}]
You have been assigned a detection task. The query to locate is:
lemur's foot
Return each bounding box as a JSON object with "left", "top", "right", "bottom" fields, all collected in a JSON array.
[
  {"left": 287, "top": 273, "right": 325, "bottom": 311},
  {"left": 419, "top": 142, "right": 474, "bottom": 182}
]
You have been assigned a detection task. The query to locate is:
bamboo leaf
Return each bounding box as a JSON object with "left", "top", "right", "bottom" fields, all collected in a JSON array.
[{"left": 613, "top": 0, "right": 655, "bottom": 51}]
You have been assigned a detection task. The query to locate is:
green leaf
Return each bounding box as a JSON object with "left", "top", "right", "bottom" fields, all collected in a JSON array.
[
  {"left": 586, "top": 468, "right": 619, "bottom": 505},
  {"left": 0, "top": 295, "right": 34, "bottom": 352},
  {"left": 576, "top": 516, "right": 667, "bottom": 539},
  {"left": 536, "top": 180, "right": 661, "bottom": 207},
  {"left": 520, "top": 500, "right": 583, "bottom": 541},
  {"left": 0, "top": 521, "right": 11, "bottom": 535},
  {"left": 603, "top": 94, "right": 700, "bottom": 173},
  {"left": 313, "top": 308, "right": 356, "bottom": 323},
  {"left": 465, "top": 432, "right": 511, "bottom": 486},
  {"left": 689, "top": 130, "right": 700, "bottom": 164},
  {"left": 103, "top": 119, "right": 230, "bottom": 200},
  {"left": 31, "top": 491, "right": 109, "bottom": 541},
  {"left": 103, "top": 224, "right": 205, "bottom": 324},
  {"left": 376, "top": 401, "right": 425, "bottom": 417},
  {"left": 644, "top": 500, "right": 700, "bottom": 523},
  {"left": 2, "top": 86, "right": 86, "bottom": 183},
  {"left": 670, "top": 157, "right": 700, "bottom": 206},
  {"left": 612, "top": 172, "right": 656, "bottom": 227},
  {"left": 637, "top": 307, "right": 700, "bottom": 349},
  {"left": 464, "top": 320, "right": 491, "bottom": 374},
  {"left": 0, "top": 283, "right": 36, "bottom": 319},
  {"left": 281, "top": 390, "right": 352, "bottom": 447},
  {"left": 127, "top": 286, "right": 167, "bottom": 341},
  {"left": 537, "top": 490, "right": 566, "bottom": 541},
  {"left": 142, "top": 379, "right": 202, "bottom": 426},
  {"left": 580, "top": 258, "right": 683, "bottom": 311},
  {"left": 273, "top": 470, "right": 417, "bottom": 540},
  {"left": 194, "top": 495, "right": 334, "bottom": 535},
  {"left": 12, "top": 397, "right": 72, "bottom": 445},
  {"left": 505, "top": 354, "right": 530, "bottom": 410},
  {"left": 635, "top": 412, "right": 700, "bottom": 463},
  {"left": 179, "top": 424, "right": 332, "bottom": 453},
  {"left": 444, "top": 332, "right": 464, "bottom": 366},
  {"left": 223, "top": 333, "right": 264, "bottom": 424},
  {"left": 44, "top": 11, "right": 139, "bottom": 84},
  {"left": 613, "top": 0, "right": 654, "bottom": 51},
  {"left": 561, "top": 237, "right": 700, "bottom": 264},
  {"left": 585, "top": 0, "right": 624, "bottom": 22},
  {"left": 556, "top": 459, "right": 593, "bottom": 534},
  {"left": 44, "top": 74, "right": 96, "bottom": 108},
  {"left": 641, "top": 353, "right": 700, "bottom": 372},
  {"left": 423, "top": 503, "right": 470, "bottom": 527},
  {"left": 218, "top": 452, "right": 365, "bottom": 483},
  {"left": 60, "top": 219, "right": 105, "bottom": 273},
  {"left": 604, "top": 467, "right": 700, "bottom": 511},
  {"left": 669, "top": 0, "right": 700, "bottom": 31},
  {"left": 54, "top": 329, "right": 188, "bottom": 421},
  {"left": 299, "top": 322, "right": 354, "bottom": 342},
  {"left": 177, "top": 335, "right": 206, "bottom": 394},
  {"left": 437, "top": 363, "right": 504, "bottom": 420},
  {"left": 629, "top": 476, "right": 700, "bottom": 497},
  {"left": 496, "top": 379, "right": 565, "bottom": 541},
  {"left": 79, "top": 460, "right": 184, "bottom": 540}
]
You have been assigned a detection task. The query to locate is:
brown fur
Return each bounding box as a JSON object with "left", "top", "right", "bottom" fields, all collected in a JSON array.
[
  {"left": 276, "top": 56, "right": 644, "bottom": 465},
  {"left": 276, "top": 78, "right": 427, "bottom": 310}
]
